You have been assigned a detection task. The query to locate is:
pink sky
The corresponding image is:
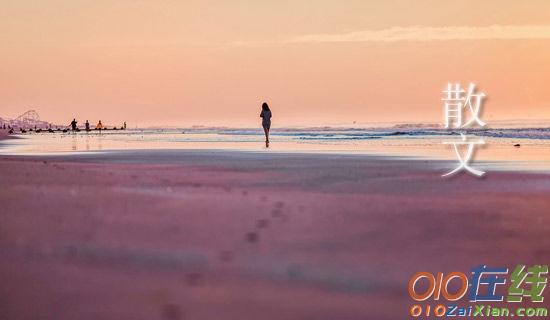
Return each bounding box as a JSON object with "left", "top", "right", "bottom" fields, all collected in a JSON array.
[{"left": 2, "top": 0, "right": 550, "bottom": 127}]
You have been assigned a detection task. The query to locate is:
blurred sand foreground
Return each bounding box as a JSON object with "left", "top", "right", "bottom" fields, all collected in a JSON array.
[{"left": 1, "top": 130, "right": 550, "bottom": 319}]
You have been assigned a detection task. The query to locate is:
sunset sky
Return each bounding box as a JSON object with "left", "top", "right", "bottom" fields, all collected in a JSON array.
[{"left": 2, "top": 0, "right": 550, "bottom": 127}]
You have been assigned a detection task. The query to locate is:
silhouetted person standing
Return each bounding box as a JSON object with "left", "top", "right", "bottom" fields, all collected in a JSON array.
[
  {"left": 260, "top": 102, "right": 272, "bottom": 147},
  {"left": 70, "top": 118, "right": 78, "bottom": 131},
  {"left": 85, "top": 120, "right": 90, "bottom": 131},
  {"left": 96, "top": 120, "right": 104, "bottom": 132}
]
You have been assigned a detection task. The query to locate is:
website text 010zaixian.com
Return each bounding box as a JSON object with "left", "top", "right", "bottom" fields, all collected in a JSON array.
[{"left": 408, "top": 265, "right": 548, "bottom": 318}]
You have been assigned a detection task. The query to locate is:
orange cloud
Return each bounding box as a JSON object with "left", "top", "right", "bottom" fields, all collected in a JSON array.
[{"left": 289, "top": 25, "right": 550, "bottom": 43}]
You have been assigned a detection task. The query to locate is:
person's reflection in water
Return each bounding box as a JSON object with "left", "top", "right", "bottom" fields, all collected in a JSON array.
[
  {"left": 260, "top": 102, "right": 272, "bottom": 148},
  {"left": 97, "top": 132, "right": 104, "bottom": 151},
  {"left": 85, "top": 134, "right": 90, "bottom": 151},
  {"left": 71, "top": 134, "right": 77, "bottom": 151}
]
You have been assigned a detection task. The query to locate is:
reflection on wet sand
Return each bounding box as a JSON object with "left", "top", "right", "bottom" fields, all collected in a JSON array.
[{"left": 1, "top": 130, "right": 549, "bottom": 171}]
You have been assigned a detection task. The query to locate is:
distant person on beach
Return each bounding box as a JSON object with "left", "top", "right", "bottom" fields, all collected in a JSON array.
[
  {"left": 96, "top": 120, "right": 104, "bottom": 132},
  {"left": 260, "top": 102, "right": 272, "bottom": 147},
  {"left": 85, "top": 120, "right": 90, "bottom": 131},
  {"left": 70, "top": 118, "right": 78, "bottom": 131},
  {"left": 124, "top": 122, "right": 127, "bottom": 130}
]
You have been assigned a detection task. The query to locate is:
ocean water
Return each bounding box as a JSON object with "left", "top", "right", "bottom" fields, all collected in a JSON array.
[{"left": 1, "top": 126, "right": 550, "bottom": 171}]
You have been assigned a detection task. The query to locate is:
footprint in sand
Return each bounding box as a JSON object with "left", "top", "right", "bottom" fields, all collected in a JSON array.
[
  {"left": 271, "top": 201, "right": 289, "bottom": 222},
  {"left": 218, "top": 250, "right": 233, "bottom": 262},
  {"left": 184, "top": 272, "right": 203, "bottom": 287},
  {"left": 255, "top": 219, "right": 270, "bottom": 229},
  {"left": 279, "top": 213, "right": 290, "bottom": 223},
  {"left": 245, "top": 231, "right": 259, "bottom": 243},
  {"left": 161, "top": 303, "right": 184, "bottom": 320}
]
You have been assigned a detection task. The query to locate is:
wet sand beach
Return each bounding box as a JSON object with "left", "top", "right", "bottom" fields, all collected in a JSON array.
[{"left": 1, "top": 130, "right": 550, "bottom": 319}]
